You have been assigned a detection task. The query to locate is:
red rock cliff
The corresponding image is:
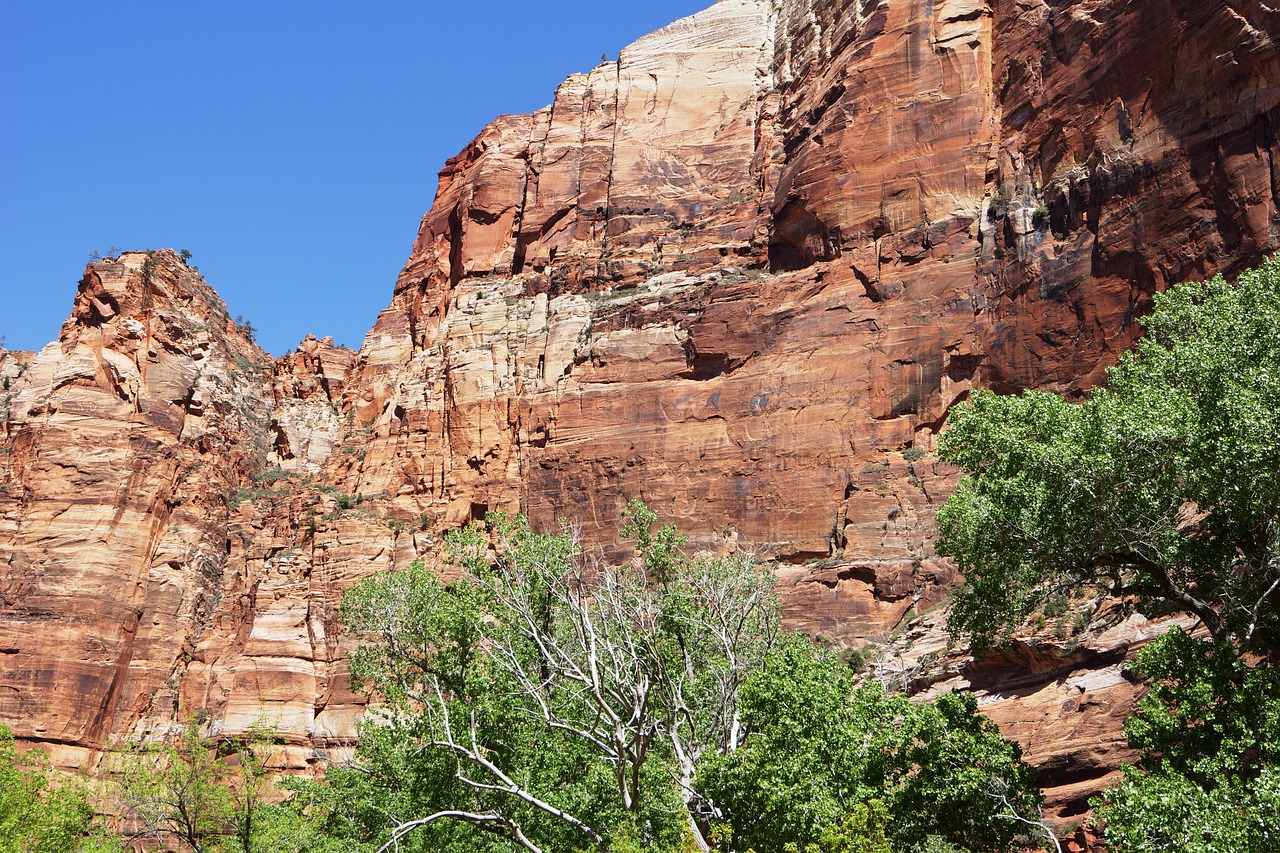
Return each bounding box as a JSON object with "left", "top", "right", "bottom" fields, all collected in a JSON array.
[{"left": 1, "top": 0, "right": 1277, "bottom": 825}]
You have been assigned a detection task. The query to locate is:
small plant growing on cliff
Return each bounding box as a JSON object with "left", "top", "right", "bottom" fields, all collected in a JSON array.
[
  {"left": 254, "top": 466, "right": 295, "bottom": 485},
  {"left": 141, "top": 251, "right": 159, "bottom": 284},
  {"left": 986, "top": 190, "right": 1007, "bottom": 222},
  {"left": 1031, "top": 202, "right": 1051, "bottom": 231},
  {"left": 233, "top": 315, "right": 257, "bottom": 344}
]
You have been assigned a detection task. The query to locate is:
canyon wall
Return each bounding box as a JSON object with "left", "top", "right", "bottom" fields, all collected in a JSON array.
[{"left": 2, "top": 0, "right": 1278, "bottom": 825}]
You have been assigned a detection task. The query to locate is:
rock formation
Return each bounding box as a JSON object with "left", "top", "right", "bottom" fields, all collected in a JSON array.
[{"left": 2, "top": 0, "right": 1278, "bottom": 829}]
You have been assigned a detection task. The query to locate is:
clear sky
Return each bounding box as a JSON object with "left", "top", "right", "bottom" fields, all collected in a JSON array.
[{"left": 0, "top": 1, "right": 712, "bottom": 356}]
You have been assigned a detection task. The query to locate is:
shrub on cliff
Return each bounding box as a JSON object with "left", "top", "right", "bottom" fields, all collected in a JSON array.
[{"left": 937, "top": 255, "right": 1280, "bottom": 656}]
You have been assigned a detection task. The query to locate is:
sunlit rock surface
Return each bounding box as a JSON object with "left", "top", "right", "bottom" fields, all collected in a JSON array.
[{"left": 2, "top": 0, "right": 1278, "bottom": 829}]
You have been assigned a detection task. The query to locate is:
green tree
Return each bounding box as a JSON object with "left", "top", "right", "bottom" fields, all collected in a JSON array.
[
  {"left": 225, "top": 722, "right": 279, "bottom": 853},
  {"left": 937, "top": 256, "right": 1280, "bottom": 654},
  {"left": 115, "top": 718, "right": 232, "bottom": 852},
  {"left": 112, "top": 717, "right": 277, "bottom": 853},
  {"left": 695, "top": 637, "right": 1045, "bottom": 853},
  {"left": 1092, "top": 630, "right": 1280, "bottom": 851},
  {"left": 0, "top": 724, "right": 115, "bottom": 852},
  {"left": 337, "top": 503, "right": 779, "bottom": 852}
]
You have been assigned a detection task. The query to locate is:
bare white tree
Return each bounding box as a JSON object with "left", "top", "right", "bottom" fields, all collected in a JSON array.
[
  {"left": 343, "top": 506, "right": 779, "bottom": 852},
  {"left": 987, "top": 776, "right": 1063, "bottom": 853}
]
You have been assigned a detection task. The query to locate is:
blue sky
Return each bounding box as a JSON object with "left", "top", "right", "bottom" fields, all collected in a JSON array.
[{"left": 0, "top": 1, "right": 711, "bottom": 356}]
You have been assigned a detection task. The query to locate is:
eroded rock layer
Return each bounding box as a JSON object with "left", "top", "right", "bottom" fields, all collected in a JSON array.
[{"left": 2, "top": 0, "right": 1278, "bottom": 822}]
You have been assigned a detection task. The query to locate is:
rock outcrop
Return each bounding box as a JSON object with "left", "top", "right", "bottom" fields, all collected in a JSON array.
[
  {"left": 2, "top": 0, "right": 1278, "bottom": 829},
  {"left": 0, "top": 251, "right": 274, "bottom": 767}
]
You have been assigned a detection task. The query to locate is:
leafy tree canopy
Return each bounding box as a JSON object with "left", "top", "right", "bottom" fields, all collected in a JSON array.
[
  {"left": 695, "top": 638, "right": 1044, "bottom": 853},
  {"left": 337, "top": 503, "right": 778, "bottom": 852},
  {"left": 1092, "top": 630, "right": 1280, "bottom": 851},
  {"left": 0, "top": 724, "right": 114, "bottom": 853},
  {"left": 329, "top": 504, "right": 1049, "bottom": 853},
  {"left": 108, "top": 716, "right": 279, "bottom": 853},
  {"left": 937, "top": 256, "right": 1280, "bottom": 654}
]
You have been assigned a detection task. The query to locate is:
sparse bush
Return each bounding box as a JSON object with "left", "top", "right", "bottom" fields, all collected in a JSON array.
[
  {"left": 1031, "top": 203, "right": 1051, "bottom": 231},
  {"left": 254, "top": 466, "right": 295, "bottom": 485}
]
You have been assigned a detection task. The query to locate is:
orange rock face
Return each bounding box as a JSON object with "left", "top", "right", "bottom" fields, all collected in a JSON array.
[
  {"left": 2, "top": 0, "right": 1278, "bottom": 830},
  {"left": 0, "top": 252, "right": 274, "bottom": 766}
]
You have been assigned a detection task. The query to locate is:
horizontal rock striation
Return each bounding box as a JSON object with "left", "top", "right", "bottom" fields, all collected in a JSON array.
[{"left": 1, "top": 0, "right": 1278, "bottom": 829}]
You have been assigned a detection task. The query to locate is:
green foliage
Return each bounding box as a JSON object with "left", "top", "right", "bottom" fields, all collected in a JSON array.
[
  {"left": 917, "top": 837, "right": 970, "bottom": 853},
  {"left": 229, "top": 486, "right": 283, "bottom": 510},
  {"left": 233, "top": 315, "right": 257, "bottom": 343},
  {"left": 254, "top": 466, "right": 296, "bottom": 485},
  {"left": 986, "top": 191, "right": 1006, "bottom": 222},
  {"left": 811, "top": 800, "right": 893, "bottom": 853},
  {"left": 937, "top": 256, "right": 1280, "bottom": 654},
  {"left": 231, "top": 354, "right": 269, "bottom": 375},
  {"left": 1095, "top": 768, "right": 1279, "bottom": 853},
  {"left": 696, "top": 637, "right": 1043, "bottom": 853},
  {"left": 902, "top": 447, "right": 926, "bottom": 462},
  {"left": 1092, "top": 630, "right": 1280, "bottom": 851},
  {"left": 619, "top": 497, "right": 686, "bottom": 584},
  {"left": 111, "top": 717, "right": 278, "bottom": 852},
  {"left": 1030, "top": 203, "right": 1050, "bottom": 231},
  {"left": 336, "top": 506, "right": 778, "bottom": 852},
  {"left": 0, "top": 725, "right": 114, "bottom": 852}
]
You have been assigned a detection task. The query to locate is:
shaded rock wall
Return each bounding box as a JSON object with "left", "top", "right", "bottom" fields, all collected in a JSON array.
[{"left": 1, "top": 0, "right": 1278, "bottom": 824}]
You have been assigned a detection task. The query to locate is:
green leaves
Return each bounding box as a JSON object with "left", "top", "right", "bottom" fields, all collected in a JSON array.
[
  {"left": 696, "top": 639, "right": 1043, "bottom": 852},
  {"left": 0, "top": 725, "right": 110, "bottom": 853},
  {"left": 1121, "top": 629, "right": 1280, "bottom": 784},
  {"left": 938, "top": 255, "right": 1280, "bottom": 654},
  {"left": 1095, "top": 768, "right": 1279, "bottom": 853},
  {"left": 336, "top": 506, "right": 778, "bottom": 852},
  {"left": 1092, "top": 631, "right": 1280, "bottom": 851}
]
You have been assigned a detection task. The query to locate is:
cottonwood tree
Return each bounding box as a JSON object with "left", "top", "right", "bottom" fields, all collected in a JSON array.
[
  {"left": 695, "top": 637, "right": 1045, "bottom": 853},
  {"left": 0, "top": 725, "right": 113, "bottom": 853},
  {"left": 937, "top": 256, "right": 1280, "bottom": 655},
  {"left": 112, "top": 716, "right": 277, "bottom": 853},
  {"left": 1092, "top": 629, "right": 1280, "bottom": 851},
  {"left": 339, "top": 502, "right": 778, "bottom": 853}
]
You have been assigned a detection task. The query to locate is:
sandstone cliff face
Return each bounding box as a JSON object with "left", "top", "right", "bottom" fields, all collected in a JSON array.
[
  {"left": 2, "top": 0, "right": 1278, "bottom": 827},
  {"left": 0, "top": 251, "right": 275, "bottom": 766}
]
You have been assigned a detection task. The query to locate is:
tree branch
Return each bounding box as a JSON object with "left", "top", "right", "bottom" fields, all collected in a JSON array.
[{"left": 375, "top": 810, "right": 544, "bottom": 853}]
